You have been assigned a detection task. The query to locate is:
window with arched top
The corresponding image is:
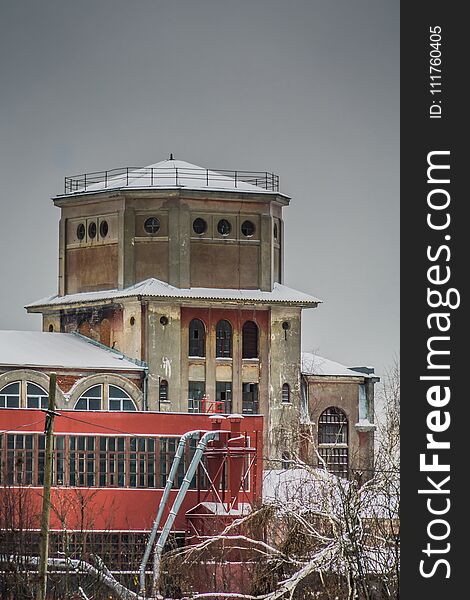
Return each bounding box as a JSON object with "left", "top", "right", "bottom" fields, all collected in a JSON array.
[
  {"left": 74, "top": 385, "right": 103, "bottom": 411},
  {"left": 108, "top": 385, "right": 137, "bottom": 411},
  {"left": 159, "top": 379, "right": 169, "bottom": 403},
  {"left": 318, "top": 407, "right": 349, "bottom": 478},
  {"left": 26, "top": 383, "right": 48, "bottom": 409},
  {"left": 282, "top": 383, "right": 291, "bottom": 404},
  {"left": 0, "top": 382, "right": 20, "bottom": 408},
  {"left": 216, "top": 320, "right": 232, "bottom": 358},
  {"left": 242, "top": 321, "right": 258, "bottom": 359},
  {"left": 189, "top": 319, "right": 206, "bottom": 357}
]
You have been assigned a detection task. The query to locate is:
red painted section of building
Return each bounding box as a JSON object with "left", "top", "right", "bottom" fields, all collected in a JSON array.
[{"left": 0, "top": 409, "right": 263, "bottom": 533}]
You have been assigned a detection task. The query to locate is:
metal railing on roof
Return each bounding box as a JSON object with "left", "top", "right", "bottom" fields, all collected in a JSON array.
[{"left": 64, "top": 166, "right": 280, "bottom": 194}]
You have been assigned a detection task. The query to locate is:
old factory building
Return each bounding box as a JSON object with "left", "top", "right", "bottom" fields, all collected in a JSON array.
[{"left": 2, "top": 157, "right": 377, "bottom": 476}]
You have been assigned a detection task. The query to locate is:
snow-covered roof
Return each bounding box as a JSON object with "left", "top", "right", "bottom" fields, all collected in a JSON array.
[
  {"left": 0, "top": 330, "right": 145, "bottom": 371},
  {"left": 301, "top": 352, "right": 371, "bottom": 378},
  {"left": 60, "top": 158, "right": 285, "bottom": 197},
  {"left": 263, "top": 469, "right": 399, "bottom": 520},
  {"left": 27, "top": 278, "right": 322, "bottom": 310}
]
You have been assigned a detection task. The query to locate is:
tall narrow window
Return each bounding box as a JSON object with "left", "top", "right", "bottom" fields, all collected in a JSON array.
[
  {"left": 188, "top": 381, "right": 205, "bottom": 413},
  {"left": 69, "top": 436, "right": 96, "bottom": 486},
  {"left": 242, "top": 383, "right": 259, "bottom": 414},
  {"left": 282, "top": 383, "right": 291, "bottom": 404},
  {"left": 281, "top": 451, "right": 291, "bottom": 470},
  {"left": 318, "top": 407, "right": 349, "bottom": 478},
  {"left": 216, "top": 320, "right": 232, "bottom": 358},
  {"left": 189, "top": 318, "right": 206, "bottom": 357},
  {"left": 159, "top": 380, "right": 169, "bottom": 403},
  {"left": 216, "top": 381, "right": 232, "bottom": 413},
  {"left": 242, "top": 321, "right": 258, "bottom": 359}
]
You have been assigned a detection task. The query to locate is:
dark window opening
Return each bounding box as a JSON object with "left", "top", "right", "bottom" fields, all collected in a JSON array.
[
  {"left": 192, "top": 218, "right": 207, "bottom": 235},
  {"left": 159, "top": 380, "right": 169, "bottom": 403},
  {"left": 108, "top": 385, "right": 137, "bottom": 411},
  {"left": 281, "top": 451, "right": 291, "bottom": 469},
  {"left": 216, "top": 319, "right": 232, "bottom": 358},
  {"left": 273, "top": 222, "right": 278, "bottom": 240},
  {"left": 188, "top": 381, "right": 205, "bottom": 413},
  {"left": 282, "top": 383, "right": 291, "bottom": 404},
  {"left": 0, "top": 382, "right": 20, "bottom": 409},
  {"left": 216, "top": 382, "right": 232, "bottom": 413},
  {"left": 100, "top": 220, "right": 109, "bottom": 238},
  {"left": 319, "top": 447, "right": 349, "bottom": 478},
  {"left": 144, "top": 217, "right": 160, "bottom": 234},
  {"left": 77, "top": 223, "right": 85, "bottom": 240},
  {"left": 241, "top": 220, "right": 255, "bottom": 237},
  {"left": 189, "top": 318, "right": 206, "bottom": 357},
  {"left": 74, "top": 385, "right": 102, "bottom": 411},
  {"left": 318, "top": 407, "right": 349, "bottom": 478},
  {"left": 217, "top": 219, "right": 231, "bottom": 236},
  {"left": 88, "top": 222, "right": 97, "bottom": 239},
  {"left": 26, "top": 382, "right": 48, "bottom": 409},
  {"left": 242, "top": 383, "right": 258, "bottom": 414},
  {"left": 318, "top": 407, "right": 348, "bottom": 444},
  {"left": 242, "top": 321, "right": 258, "bottom": 359}
]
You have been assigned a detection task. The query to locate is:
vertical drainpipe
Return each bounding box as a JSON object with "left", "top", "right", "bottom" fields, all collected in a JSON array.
[{"left": 143, "top": 366, "right": 149, "bottom": 411}]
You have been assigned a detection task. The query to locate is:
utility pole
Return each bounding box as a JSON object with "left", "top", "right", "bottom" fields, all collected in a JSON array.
[{"left": 37, "top": 372, "right": 57, "bottom": 600}]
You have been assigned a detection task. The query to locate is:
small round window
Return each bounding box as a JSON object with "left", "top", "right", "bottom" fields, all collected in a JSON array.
[
  {"left": 217, "top": 219, "right": 231, "bottom": 236},
  {"left": 193, "top": 218, "right": 207, "bottom": 235},
  {"left": 88, "top": 222, "right": 97, "bottom": 239},
  {"left": 144, "top": 217, "right": 160, "bottom": 234},
  {"left": 77, "top": 223, "right": 85, "bottom": 240},
  {"left": 100, "top": 220, "right": 109, "bottom": 238},
  {"left": 241, "top": 220, "right": 255, "bottom": 237}
]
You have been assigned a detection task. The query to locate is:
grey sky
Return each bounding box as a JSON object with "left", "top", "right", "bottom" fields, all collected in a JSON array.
[{"left": 0, "top": 0, "right": 399, "bottom": 376}]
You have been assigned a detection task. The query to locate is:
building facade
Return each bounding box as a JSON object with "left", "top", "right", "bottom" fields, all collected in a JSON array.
[
  {"left": 0, "top": 156, "right": 377, "bottom": 473},
  {"left": 26, "top": 158, "right": 322, "bottom": 461}
]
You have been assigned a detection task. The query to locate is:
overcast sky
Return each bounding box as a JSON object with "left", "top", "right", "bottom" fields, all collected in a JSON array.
[{"left": 0, "top": 0, "right": 399, "bottom": 376}]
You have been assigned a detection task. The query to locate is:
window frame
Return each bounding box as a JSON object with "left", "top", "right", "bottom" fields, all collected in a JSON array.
[
  {"left": 188, "top": 318, "right": 206, "bottom": 358},
  {"left": 216, "top": 319, "right": 233, "bottom": 358},
  {"left": 281, "top": 383, "right": 291, "bottom": 404},
  {"left": 242, "top": 321, "right": 259, "bottom": 359},
  {"left": 318, "top": 407, "right": 349, "bottom": 478}
]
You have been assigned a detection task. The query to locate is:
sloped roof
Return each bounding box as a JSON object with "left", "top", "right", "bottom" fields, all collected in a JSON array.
[
  {"left": 27, "top": 278, "right": 322, "bottom": 310},
  {"left": 301, "top": 352, "right": 370, "bottom": 378},
  {"left": 60, "top": 158, "right": 283, "bottom": 196},
  {"left": 0, "top": 330, "right": 145, "bottom": 371}
]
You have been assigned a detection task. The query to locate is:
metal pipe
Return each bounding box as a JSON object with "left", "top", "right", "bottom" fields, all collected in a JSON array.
[
  {"left": 139, "top": 430, "right": 202, "bottom": 595},
  {"left": 151, "top": 429, "right": 225, "bottom": 596}
]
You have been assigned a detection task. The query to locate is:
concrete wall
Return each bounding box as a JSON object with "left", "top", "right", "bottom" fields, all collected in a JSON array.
[
  {"left": 56, "top": 190, "right": 287, "bottom": 296},
  {"left": 304, "top": 377, "right": 375, "bottom": 475},
  {"left": 267, "top": 306, "right": 302, "bottom": 462}
]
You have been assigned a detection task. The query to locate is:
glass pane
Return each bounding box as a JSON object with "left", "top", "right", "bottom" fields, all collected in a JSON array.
[{"left": 109, "top": 385, "right": 129, "bottom": 399}]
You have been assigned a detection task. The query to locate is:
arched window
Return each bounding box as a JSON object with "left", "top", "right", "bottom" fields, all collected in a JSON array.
[
  {"left": 74, "top": 385, "right": 102, "bottom": 411},
  {"left": 242, "top": 321, "right": 258, "bottom": 359},
  {"left": 159, "top": 379, "right": 169, "bottom": 403},
  {"left": 216, "top": 320, "right": 232, "bottom": 358},
  {"left": 282, "top": 383, "right": 291, "bottom": 403},
  {"left": 108, "top": 385, "right": 137, "bottom": 411},
  {"left": 0, "top": 382, "right": 20, "bottom": 408},
  {"left": 26, "top": 383, "right": 48, "bottom": 409},
  {"left": 189, "top": 319, "right": 206, "bottom": 357},
  {"left": 318, "top": 407, "right": 348, "bottom": 478}
]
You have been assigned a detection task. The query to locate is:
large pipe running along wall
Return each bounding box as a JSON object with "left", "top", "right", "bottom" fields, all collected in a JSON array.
[
  {"left": 151, "top": 426, "right": 224, "bottom": 597},
  {"left": 139, "top": 429, "right": 203, "bottom": 594}
]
